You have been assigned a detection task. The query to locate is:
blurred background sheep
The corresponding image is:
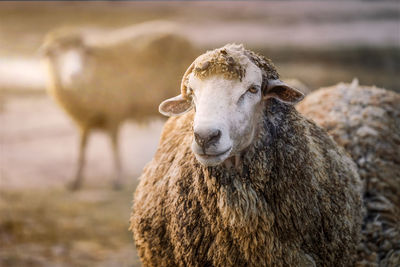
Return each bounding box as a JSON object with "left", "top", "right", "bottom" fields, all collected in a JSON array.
[
  {"left": 298, "top": 80, "right": 400, "bottom": 266},
  {"left": 0, "top": 2, "right": 399, "bottom": 266},
  {"left": 41, "top": 21, "right": 196, "bottom": 189}
]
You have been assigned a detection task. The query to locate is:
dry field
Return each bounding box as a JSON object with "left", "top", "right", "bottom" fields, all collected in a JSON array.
[
  {"left": 0, "top": 94, "right": 163, "bottom": 266},
  {"left": 0, "top": 2, "right": 399, "bottom": 266}
]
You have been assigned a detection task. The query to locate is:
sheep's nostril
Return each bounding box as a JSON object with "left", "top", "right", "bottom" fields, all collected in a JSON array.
[
  {"left": 209, "top": 129, "right": 221, "bottom": 144},
  {"left": 194, "top": 129, "right": 221, "bottom": 150},
  {"left": 194, "top": 132, "right": 205, "bottom": 147}
]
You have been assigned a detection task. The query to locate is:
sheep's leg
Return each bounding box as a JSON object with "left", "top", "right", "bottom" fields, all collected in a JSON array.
[
  {"left": 68, "top": 127, "right": 90, "bottom": 190},
  {"left": 110, "top": 128, "right": 123, "bottom": 190}
]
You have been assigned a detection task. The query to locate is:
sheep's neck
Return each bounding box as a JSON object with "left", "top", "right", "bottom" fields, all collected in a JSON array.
[{"left": 195, "top": 104, "right": 286, "bottom": 229}]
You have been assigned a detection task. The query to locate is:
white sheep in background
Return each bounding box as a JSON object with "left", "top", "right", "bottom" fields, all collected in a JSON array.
[
  {"left": 298, "top": 79, "right": 400, "bottom": 266},
  {"left": 130, "top": 44, "right": 362, "bottom": 266},
  {"left": 41, "top": 21, "right": 196, "bottom": 190}
]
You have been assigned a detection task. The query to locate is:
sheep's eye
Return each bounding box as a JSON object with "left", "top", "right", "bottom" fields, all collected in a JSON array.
[{"left": 247, "top": 86, "right": 259, "bottom": 94}]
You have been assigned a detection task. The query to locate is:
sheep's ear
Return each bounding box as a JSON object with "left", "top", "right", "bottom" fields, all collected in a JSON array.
[
  {"left": 263, "top": 79, "right": 304, "bottom": 105},
  {"left": 159, "top": 94, "right": 193, "bottom": 117}
]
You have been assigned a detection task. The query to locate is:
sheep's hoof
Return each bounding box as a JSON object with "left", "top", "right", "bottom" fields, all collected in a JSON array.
[
  {"left": 112, "top": 181, "right": 123, "bottom": 190},
  {"left": 67, "top": 180, "right": 81, "bottom": 191}
]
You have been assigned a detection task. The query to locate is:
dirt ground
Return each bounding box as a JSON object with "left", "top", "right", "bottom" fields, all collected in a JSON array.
[
  {"left": 0, "top": 188, "right": 141, "bottom": 267},
  {"left": 0, "top": 93, "right": 163, "bottom": 266},
  {"left": 0, "top": 2, "right": 399, "bottom": 266}
]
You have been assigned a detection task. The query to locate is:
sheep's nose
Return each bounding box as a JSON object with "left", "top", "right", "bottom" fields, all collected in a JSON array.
[{"left": 194, "top": 129, "right": 221, "bottom": 150}]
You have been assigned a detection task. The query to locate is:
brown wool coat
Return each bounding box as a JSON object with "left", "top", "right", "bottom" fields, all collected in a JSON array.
[
  {"left": 131, "top": 99, "right": 362, "bottom": 267},
  {"left": 298, "top": 81, "right": 400, "bottom": 266}
]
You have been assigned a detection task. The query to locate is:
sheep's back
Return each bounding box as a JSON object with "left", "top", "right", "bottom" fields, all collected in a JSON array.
[
  {"left": 297, "top": 82, "right": 400, "bottom": 266},
  {"left": 80, "top": 34, "right": 194, "bottom": 119}
]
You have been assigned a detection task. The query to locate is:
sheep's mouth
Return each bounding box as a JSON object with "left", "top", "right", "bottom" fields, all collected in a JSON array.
[{"left": 197, "top": 147, "right": 232, "bottom": 159}]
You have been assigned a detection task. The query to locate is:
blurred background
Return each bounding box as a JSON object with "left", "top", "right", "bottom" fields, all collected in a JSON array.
[{"left": 0, "top": 1, "right": 399, "bottom": 266}]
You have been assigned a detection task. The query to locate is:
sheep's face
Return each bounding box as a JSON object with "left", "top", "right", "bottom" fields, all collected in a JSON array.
[
  {"left": 160, "top": 45, "right": 304, "bottom": 167},
  {"left": 41, "top": 37, "right": 89, "bottom": 87},
  {"left": 186, "top": 61, "right": 263, "bottom": 166}
]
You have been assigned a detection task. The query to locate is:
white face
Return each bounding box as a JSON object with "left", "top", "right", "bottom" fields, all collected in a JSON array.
[
  {"left": 187, "top": 61, "right": 263, "bottom": 166},
  {"left": 43, "top": 43, "right": 87, "bottom": 87},
  {"left": 56, "top": 48, "right": 85, "bottom": 87}
]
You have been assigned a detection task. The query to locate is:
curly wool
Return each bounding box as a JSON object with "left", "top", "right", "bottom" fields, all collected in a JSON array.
[
  {"left": 181, "top": 44, "right": 279, "bottom": 99},
  {"left": 131, "top": 98, "right": 362, "bottom": 266},
  {"left": 298, "top": 81, "right": 400, "bottom": 266}
]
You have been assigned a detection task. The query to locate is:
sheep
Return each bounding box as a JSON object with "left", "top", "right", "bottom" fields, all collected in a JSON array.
[
  {"left": 130, "top": 44, "right": 363, "bottom": 266},
  {"left": 297, "top": 80, "right": 400, "bottom": 266},
  {"left": 40, "top": 21, "right": 196, "bottom": 190}
]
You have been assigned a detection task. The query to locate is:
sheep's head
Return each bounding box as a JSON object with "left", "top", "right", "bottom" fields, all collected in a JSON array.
[
  {"left": 40, "top": 31, "right": 88, "bottom": 58},
  {"left": 160, "top": 44, "right": 304, "bottom": 167},
  {"left": 40, "top": 31, "right": 90, "bottom": 86}
]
